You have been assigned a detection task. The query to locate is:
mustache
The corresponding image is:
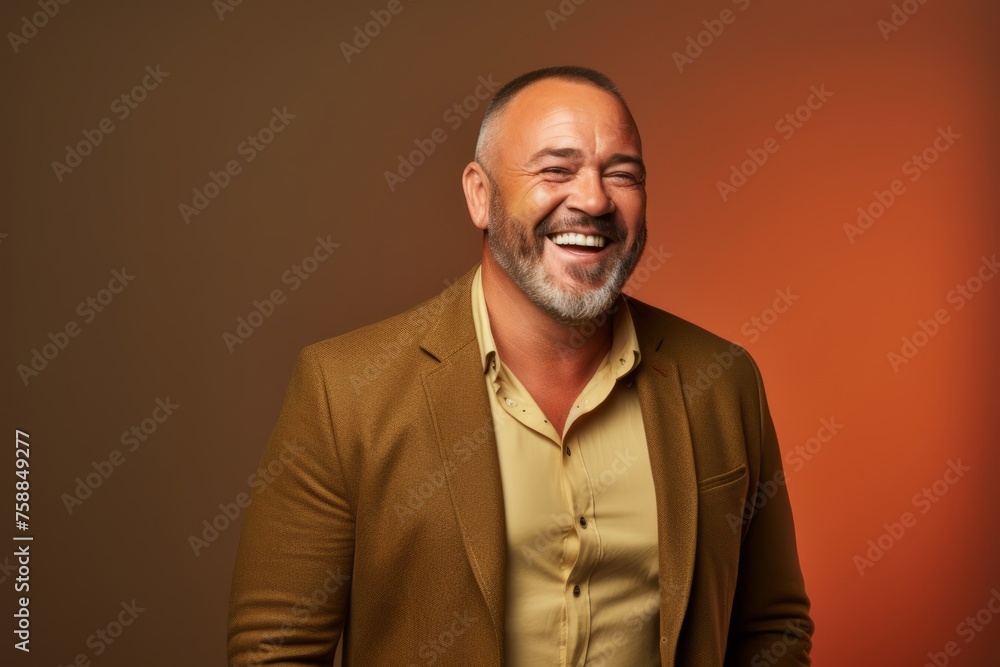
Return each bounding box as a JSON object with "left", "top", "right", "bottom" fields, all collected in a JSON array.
[{"left": 535, "top": 213, "right": 625, "bottom": 244}]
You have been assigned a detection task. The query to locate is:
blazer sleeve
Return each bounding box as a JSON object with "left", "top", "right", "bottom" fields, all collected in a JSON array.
[
  {"left": 227, "top": 346, "right": 355, "bottom": 666},
  {"left": 724, "top": 352, "right": 815, "bottom": 666}
]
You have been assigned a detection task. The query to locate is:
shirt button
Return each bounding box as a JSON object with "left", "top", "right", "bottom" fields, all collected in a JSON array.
[
  {"left": 564, "top": 446, "right": 571, "bottom": 457},
  {"left": 573, "top": 585, "right": 581, "bottom": 597},
  {"left": 505, "top": 398, "right": 516, "bottom": 407},
  {"left": 579, "top": 516, "right": 587, "bottom": 528}
]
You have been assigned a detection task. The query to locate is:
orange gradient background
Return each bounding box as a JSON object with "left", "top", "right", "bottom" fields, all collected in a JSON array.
[{"left": 2, "top": 0, "right": 998, "bottom": 664}]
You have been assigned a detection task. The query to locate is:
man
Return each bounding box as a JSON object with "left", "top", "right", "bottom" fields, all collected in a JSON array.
[{"left": 228, "top": 66, "right": 814, "bottom": 666}]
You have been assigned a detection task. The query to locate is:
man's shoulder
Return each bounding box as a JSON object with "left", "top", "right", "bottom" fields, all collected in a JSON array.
[
  {"left": 625, "top": 294, "right": 762, "bottom": 390},
  {"left": 626, "top": 294, "right": 745, "bottom": 354},
  {"left": 297, "top": 271, "right": 471, "bottom": 377}
]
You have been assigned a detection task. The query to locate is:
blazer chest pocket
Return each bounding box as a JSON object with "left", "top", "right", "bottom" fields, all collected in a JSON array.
[{"left": 697, "top": 464, "right": 747, "bottom": 493}]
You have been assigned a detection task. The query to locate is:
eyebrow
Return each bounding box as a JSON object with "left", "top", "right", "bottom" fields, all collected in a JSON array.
[
  {"left": 606, "top": 152, "right": 645, "bottom": 171},
  {"left": 526, "top": 147, "right": 584, "bottom": 165},
  {"left": 526, "top": 147, "right": 645, "bottom": 172}
]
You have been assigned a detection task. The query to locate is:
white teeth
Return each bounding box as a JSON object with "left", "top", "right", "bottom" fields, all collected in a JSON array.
[{"left": 549, "top": 232, "right": 607, "bottom": 248}]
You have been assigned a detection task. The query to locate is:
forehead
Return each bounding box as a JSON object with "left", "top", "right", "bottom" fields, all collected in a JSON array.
[{"left": 495, "top": 79, "right": 641, "bottom": 160}]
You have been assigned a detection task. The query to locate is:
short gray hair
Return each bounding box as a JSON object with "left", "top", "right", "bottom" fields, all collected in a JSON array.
[{"left": 474, "top": 66, "right": 632, "bottom": 171}]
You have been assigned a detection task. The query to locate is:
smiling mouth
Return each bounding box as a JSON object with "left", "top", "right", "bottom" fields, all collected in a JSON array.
[{"left": 546, "top": 232, "right": 610, "bottom": 252}]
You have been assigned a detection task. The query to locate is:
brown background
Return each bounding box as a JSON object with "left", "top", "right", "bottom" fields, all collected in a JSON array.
[{"left": 3, "top": 0, "right": 999, "bottom": 664}]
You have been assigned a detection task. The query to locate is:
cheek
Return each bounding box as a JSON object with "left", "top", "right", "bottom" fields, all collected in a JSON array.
[
  {"left": 614, "top": 190, "right": 646, "bottom": 225},
  {"left": 510, "top": 185, "right": 563, "bottom": 223},
  {"left": 612, "top": 185, "right": 645, "bottom": 209}
]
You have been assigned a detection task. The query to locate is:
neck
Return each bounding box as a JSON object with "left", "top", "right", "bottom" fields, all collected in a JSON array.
[{"left": 479, "top": 250, "right": 615, "bottom": 382}]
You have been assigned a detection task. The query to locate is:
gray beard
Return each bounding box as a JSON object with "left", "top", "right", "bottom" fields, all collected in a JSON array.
[{"left": 486, "top": 193, "right": 647, "bottom": 327}]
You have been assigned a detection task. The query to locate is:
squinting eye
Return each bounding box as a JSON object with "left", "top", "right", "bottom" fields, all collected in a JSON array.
[
  {"left": 607, "top": 172, "right": 640, "bottom": 183},
  {"left": 541, "top": 167, "right": 570, "bottom": 175}
]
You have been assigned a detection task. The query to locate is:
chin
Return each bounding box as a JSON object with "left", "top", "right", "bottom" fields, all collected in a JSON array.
[{"left": 539, "top": 279, "right": 620, "bottom": 324}]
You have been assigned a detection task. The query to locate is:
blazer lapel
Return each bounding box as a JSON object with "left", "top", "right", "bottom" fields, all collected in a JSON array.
[
  {"left": 628, "top": 296, "right": 699, "bottom": 662},
  {"left": 419, "top": 264, "right": 508, "bottom": 660}
]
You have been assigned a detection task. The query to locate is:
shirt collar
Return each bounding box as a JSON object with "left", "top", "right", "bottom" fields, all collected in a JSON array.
[{"left": 471, "top": 264, "right": 641, "bottom": 380}]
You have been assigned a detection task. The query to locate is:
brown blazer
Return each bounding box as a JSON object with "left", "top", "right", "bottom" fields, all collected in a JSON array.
[{"left": 227, "top": 262, "right": 814, "bottom": 666}]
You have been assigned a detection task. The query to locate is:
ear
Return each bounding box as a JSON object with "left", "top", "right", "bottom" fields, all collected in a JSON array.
[{"left": 462, "top": 162, "right": 491, "bottom": 231}]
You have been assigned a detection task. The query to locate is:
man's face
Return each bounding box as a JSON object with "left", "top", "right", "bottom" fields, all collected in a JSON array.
[{"left": 483, "top": 78, "right": 647, "bottom": 326}]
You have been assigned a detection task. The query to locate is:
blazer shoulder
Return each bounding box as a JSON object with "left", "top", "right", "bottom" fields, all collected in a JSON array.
[
  {"left": 626, "top": 294, "right": 761, "bottom": 389},
  {"left": 294, "top": 275, "right": 469, "bottom": 382}
]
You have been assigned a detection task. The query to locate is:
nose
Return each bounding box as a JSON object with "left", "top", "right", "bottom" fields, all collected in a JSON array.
[{"left": 565, "top": 169, "right": 615, "bottom": 218}]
